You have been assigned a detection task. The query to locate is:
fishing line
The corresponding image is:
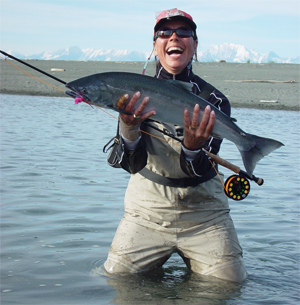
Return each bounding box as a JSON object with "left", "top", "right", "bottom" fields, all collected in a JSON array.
[
  {"left": 0, "top": 55, "right": 66, "bottom": 93},
  {"left": 1, "top": 53, "right": 178, "bottom": 146},
  {"left": 0, "top": 50, "right": 66, "bottom": 85},
  {"left": 95, "top": 106, "right": 182, "bottom": 146},
  {"left": 1, "top": 52, "right": 93, "bottom": 108},
  {"left": 1, "top": 50, "right": 264, "bottom": 200},
  {"left": 209, "top": 159, "right": 226, "bottom": 189},
  {"left": 75, "top": 97, "right": 231, "bottom": 195}
]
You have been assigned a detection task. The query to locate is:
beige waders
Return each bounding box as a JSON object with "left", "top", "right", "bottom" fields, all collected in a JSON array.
[{"left": 104, "top": 123, "right": 247, "bottom": 282}]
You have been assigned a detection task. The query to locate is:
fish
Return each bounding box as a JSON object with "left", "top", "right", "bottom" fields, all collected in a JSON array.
[{"left": 65, "top": 72, "right": 284, "bottom": 176}]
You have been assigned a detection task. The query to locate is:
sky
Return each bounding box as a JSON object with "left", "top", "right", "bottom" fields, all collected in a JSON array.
[{"left": 0, "top": 0, "right": 299, "bottom": 58}]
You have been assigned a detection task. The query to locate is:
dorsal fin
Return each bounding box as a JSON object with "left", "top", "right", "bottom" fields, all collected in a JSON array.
[{"left": 166, "top": 79, "right": 194, "bottom": 92}]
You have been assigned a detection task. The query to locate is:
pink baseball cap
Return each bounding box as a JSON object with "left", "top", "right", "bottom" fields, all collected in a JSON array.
[{"left": 154, "top": 8, "right": 197, "bottom": 32}]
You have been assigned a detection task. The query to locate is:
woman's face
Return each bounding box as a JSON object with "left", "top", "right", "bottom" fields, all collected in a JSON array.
[{"left": 153, "top": 19, "right": 198, "bottom": 75}]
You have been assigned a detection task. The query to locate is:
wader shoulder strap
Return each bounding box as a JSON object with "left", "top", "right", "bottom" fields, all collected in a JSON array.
[{"left": 198, "top": 82, "right": 216, "bottom": 101}]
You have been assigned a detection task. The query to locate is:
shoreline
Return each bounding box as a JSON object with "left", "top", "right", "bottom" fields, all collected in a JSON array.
[{"left": 1, "top": 59, "right": 299, "bottom": 111}]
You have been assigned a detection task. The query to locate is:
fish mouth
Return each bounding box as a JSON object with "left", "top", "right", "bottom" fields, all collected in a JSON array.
[{"left": 65, "top": 84, "right": 90, "bottom": 102}]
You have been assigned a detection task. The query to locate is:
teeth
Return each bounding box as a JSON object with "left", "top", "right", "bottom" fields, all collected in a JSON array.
[{"left": 167, "top": 47, "right": 183, "bottom": 53}]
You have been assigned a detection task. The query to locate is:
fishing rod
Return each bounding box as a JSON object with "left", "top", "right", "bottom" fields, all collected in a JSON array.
[
  {"left": 1, "top": 50, "right": 264, "bottom": 200},
  {"left": 203, "top": 149, "right": 263, "bottom": 201},
  {"left": 203, "top": 149, "right": 263, "bottom": 185},
  {"left": 0, "top": 50, "right": 66, "bottom": 85},
  {"left": 0, "top": 50, "right": 86, "bottom": 101}
]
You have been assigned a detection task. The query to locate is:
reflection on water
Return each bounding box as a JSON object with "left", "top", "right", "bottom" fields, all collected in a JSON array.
[
  {"left": 91, "top": 257, "right": 244, "bottom": 305},
  {"left": 0, "top": 94, "right": 299, "bottom": 304}
]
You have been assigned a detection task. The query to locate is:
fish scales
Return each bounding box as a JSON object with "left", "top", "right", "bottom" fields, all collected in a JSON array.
[{"left": 66, "top": 72, "right": 284, "bottom": 175}]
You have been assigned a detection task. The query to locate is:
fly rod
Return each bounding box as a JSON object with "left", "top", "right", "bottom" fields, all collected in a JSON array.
[
  {"left": 203, "top": 149, "right": 263, "bottom": 201},
  {"left": 1, "top": 50, "right": 264, "bottom": 200},
  {"left": 203, "top": 149, "right": 263, "bottom": 185},
  {"left": 0, "top": 50, "right": 66, "bottom": 85}
]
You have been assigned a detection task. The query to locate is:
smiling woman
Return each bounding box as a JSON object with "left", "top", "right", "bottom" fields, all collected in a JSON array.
[
  {"left": 152, "top": 9, "right": 198, "bottom": 75},
  {"left": 103, "top": 8, "right": 248, "bottom": 283},
  {"left": 153, "top": 19, "right": 198, "bottom": 75}
]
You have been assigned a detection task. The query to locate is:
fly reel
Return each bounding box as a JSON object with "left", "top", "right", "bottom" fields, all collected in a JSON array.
[{"left": 224, "top": 175, "right": 250, "bottom": 201}]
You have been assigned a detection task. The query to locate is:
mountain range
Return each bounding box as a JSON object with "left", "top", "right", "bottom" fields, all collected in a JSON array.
[{"left": 8, "top": 44, "right": 299, "bottom": 64}]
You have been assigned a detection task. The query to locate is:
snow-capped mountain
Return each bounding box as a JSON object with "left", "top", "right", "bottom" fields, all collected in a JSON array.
[
  {"left": 198, "top": 43, "right": 260, "bottom": 63},
  {"left": 23, "top": 46, "right": 148, "bottom": 62},
  {"left": 8, "top": 44, "right": 299, "bottom": 63},
  {"left": 197, "top": 43, "right": 299, "bottom": 64}
]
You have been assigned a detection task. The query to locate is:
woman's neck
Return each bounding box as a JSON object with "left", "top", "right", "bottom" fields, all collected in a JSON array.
[{"left": 155, "top": 61, "right": 192, "bottom": 80}]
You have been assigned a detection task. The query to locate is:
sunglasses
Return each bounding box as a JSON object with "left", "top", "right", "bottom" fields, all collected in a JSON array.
[{"left": 154, "top": 28, "right": 196, "bottom": 40}]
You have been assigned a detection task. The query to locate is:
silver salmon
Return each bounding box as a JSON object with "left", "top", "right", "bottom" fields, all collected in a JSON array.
[{"left": 66, "top": 72, "right": 284, "bottom": 176}]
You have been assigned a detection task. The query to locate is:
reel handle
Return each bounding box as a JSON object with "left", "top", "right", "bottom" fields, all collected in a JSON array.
[
  {"left": 239, "top": 170, "right": 264, "bottom": 186},
  {"left": 256, "top": 177, "right": 264, "bottom": 185},
  {"left": 203, "top": 149, "right": 263, "bottom": 186}
]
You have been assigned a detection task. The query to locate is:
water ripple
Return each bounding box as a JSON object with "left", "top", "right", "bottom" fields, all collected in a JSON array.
[{"left": 1, "top": 95, "right": 299, "bottom": 305}]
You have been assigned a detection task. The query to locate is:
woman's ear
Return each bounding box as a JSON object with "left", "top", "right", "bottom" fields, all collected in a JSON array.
[
  {"left": 153, "top": 41, "right": 157, "bottom": 56},
  {"left": 194, "top": 40, "right": 198, "bottom": 53}
]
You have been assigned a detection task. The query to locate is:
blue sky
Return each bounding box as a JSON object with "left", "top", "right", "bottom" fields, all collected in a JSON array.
[{"left": 1, "top": 0, "right": 299, "bottom": 58}]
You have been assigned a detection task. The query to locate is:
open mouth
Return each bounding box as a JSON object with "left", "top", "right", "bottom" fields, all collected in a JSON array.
[
  {"left": 65, "top": 84, "right": 90, "bottom": 102},
  {"left": 166, "top": 47, "right": 184, "bottom": 56}
]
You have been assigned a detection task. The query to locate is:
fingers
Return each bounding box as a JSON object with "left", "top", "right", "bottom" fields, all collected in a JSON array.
[
  {"left": 184, "top": 104, "right": 200, "bottom": 130},
  {"left": 191, "top": 103, "right": 200, "bottom": 128},
  {"left": 134, "top": 96, "right": 150, "bottom": 119},
  {"left": 116, "top": 93, "right": 129, "bottom": 108},
  {"left": 127, "top": 91, "right": 142, "bottom": 111},
  {"left": 205, "top": 107, "right": 215, "bottom": 136},
  {"left": 184, "top": 104, "right": 214, "bottom": 130},
  {"left": 118, "top": 91, "right": 155, "bottom": 126},
  {"left": 199, "top": 105, "right": 215, "bottom": 137},
  {"left": 117, "top": 91, "right": 140, "bottom": 112},
  {"left": 184, "top": 108, "right": 191, "bottom": 130},
  {"left": 183, "top": 104, "right": 215, "bottom": 150}
]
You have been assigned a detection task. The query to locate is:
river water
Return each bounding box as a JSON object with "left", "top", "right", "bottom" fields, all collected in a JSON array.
[{"left": 1, "top": 94, "right": 299, "bottom": 305}]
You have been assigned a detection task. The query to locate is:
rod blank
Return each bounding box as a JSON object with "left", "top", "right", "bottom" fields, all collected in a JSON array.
[{"left": 0, "top": 50, "right": 66, "bottom": 85}]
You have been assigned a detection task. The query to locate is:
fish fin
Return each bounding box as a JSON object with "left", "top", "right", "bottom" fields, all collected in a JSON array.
[
  {"left": 230, "top": 117, "right": 237, "bottom": 122},
  {"left": 166, "top": 80, "right": 194, "bottom": 92},
  {"left": 237, "top": 134, "right": 284, "bottom": 176}
]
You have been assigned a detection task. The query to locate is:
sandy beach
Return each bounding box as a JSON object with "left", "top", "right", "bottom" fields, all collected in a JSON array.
[{"left": 0, "top": 59, "right": 299, "bottom": 111}]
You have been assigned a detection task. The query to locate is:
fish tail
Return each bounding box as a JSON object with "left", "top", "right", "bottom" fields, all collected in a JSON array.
[{"left": 238, "top": 134, "right": 284, "bottom": 176}]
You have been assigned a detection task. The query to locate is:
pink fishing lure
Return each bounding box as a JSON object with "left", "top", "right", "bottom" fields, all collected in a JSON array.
[{"left": 74, "top": 97, "right": 84, "bottom": 104}]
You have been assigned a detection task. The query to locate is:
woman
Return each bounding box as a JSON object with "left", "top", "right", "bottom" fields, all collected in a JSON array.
[{"left": 104, "top": 8, "right": 247, "bottom": 282}]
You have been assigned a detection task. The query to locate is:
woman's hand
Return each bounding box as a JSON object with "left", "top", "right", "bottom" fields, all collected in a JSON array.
[
  {"left": 117, "top": 91, "right": 155, "bottom": 126},
  {"left": 183, "top": 104, "right": 215, "bottom": 150}
]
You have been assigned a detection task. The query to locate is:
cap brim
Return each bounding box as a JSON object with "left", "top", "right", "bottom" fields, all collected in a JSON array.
[{"left": 154, "top": 16, "right": 197, "bottom": 32}]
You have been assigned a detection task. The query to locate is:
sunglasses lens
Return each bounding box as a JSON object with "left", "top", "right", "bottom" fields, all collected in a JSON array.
[
  {"left": 157, "top": 30, "right": 172, "bottom": 38},
  {"left": 156, "top": 29, "right": 194, "bottom": 39},
  {"left": 176, "top": 29, "right": 193, "bottom": 37}
]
